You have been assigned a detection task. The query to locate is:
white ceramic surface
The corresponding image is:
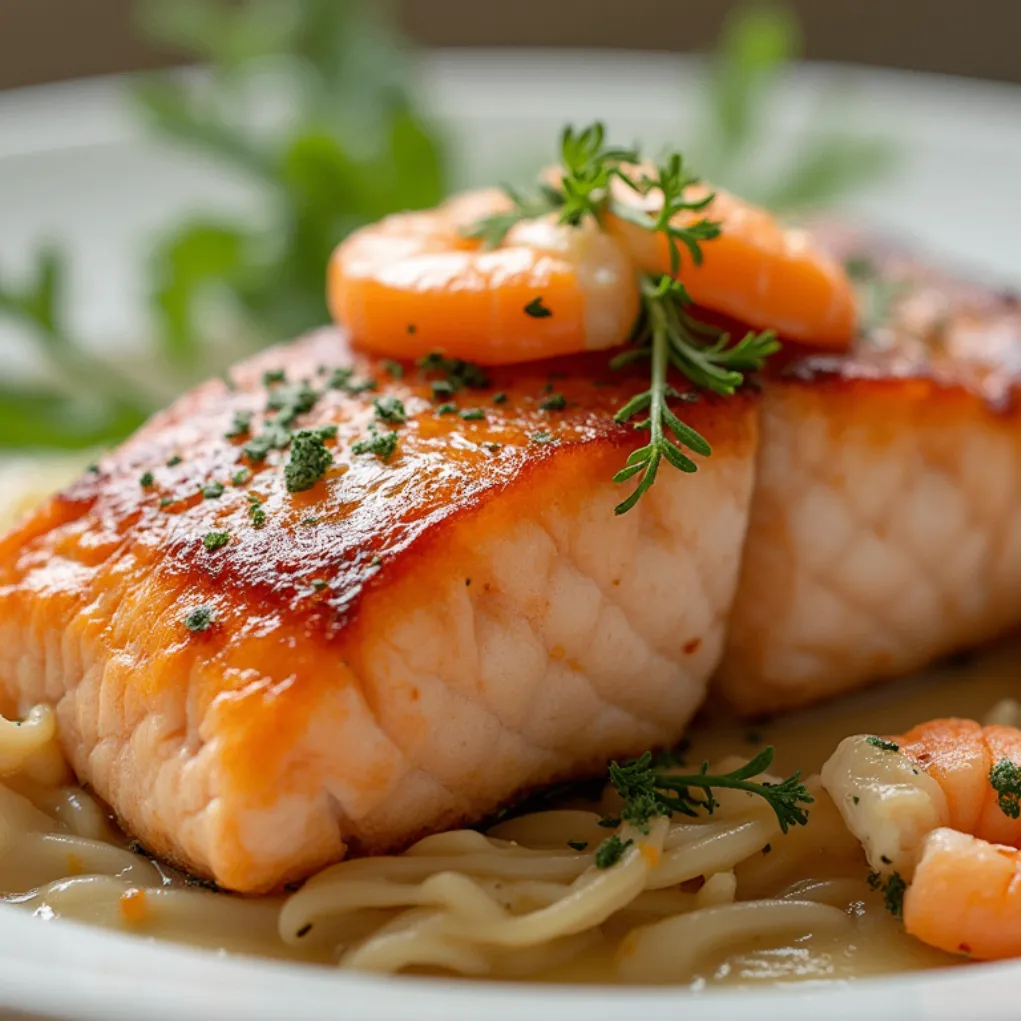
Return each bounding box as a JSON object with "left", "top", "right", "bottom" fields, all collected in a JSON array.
[{"left": 0, "top": 50, "right": 1019, "bottom": 1021}]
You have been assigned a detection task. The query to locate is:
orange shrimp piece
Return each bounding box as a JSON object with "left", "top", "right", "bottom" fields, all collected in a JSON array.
[
  {"left": 605, "top": 177, "right": 858, "bottom": 349},
  {"left": 327, "top": 188, "right": 640, "bottom": 366},
  {"left": 906, "top": 828, "right": 1021, "bottom": 960},
  {"left": 822, "top": 719, "right": 1021, "bottom": 961},
  {"left": 896, "top": 719, "right": 1021, "bottom": 848}
]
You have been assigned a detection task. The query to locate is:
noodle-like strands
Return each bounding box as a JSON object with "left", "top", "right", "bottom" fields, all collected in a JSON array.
[{"left": 0, "top": 704, "right": 957, "bottom": 984}]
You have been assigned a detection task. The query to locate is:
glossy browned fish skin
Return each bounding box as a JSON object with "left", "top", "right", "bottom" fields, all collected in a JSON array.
[
  {"left": 717, "top": 226, "right": 1021, "bottom": 714},
  {"left": 0, "top": 335, "right": 757, "bottom": 891}
]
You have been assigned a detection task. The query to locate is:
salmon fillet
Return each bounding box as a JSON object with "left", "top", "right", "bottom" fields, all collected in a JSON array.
[
  {"left": 0, "top": 339, "right": 756, "bottom": 892},
  {"left": 717, "top": 226, "right": 1021, "bottom": 713},
  {"left": 1, "top": 227, "right": 1018, "bottom": 891}
]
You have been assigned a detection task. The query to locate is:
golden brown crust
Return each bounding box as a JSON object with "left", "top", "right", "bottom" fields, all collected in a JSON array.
[
  {"left": 1, "top": 331, "right": 755, "bottom": 645},
  {"left": 785, "top": 222, "right": 1021, "bottom": 407}
]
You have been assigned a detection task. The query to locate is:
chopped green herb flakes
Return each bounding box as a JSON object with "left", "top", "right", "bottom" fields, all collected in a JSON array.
[
  {"left": 284, "top": 430, "right": 333, "bottom": 492},
  {"left": 373, "top": 395, "right": 407, "bottom": 423},
  {"left": 524, "top": 296, "right": 553, "bottom": 318},
  {"left": 184, "top": 605, "right": 214, "bottom": 632},
  {"left": 866, "top": 736, "right": 900, "bottom": 753},
  {"left": 990, "top": 758, "right": 1021, "bottom": 819},
  {"left": 594, "top": 834, "right": 633, "bottom": 869},
  {"left": 225, "top": 410, "right": 253, "bottom": 438},
  {"left": 352, "top": 425, "right": 398, "bottom": 461}
]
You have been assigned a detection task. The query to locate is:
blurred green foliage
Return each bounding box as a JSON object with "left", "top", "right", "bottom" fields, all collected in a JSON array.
[
  {"left": 696, "top": 4, "right": 896, "bottom": 209},
  {"left": 0, "top": 1, "right": 893, "bottom": 450}
]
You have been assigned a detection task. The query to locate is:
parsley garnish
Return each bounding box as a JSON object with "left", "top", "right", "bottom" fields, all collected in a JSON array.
[
  {"left": 567, "top": 840, "right": 589, "bottom": 851},
  {"left": 524, "top": 296, "right": 553, "bottom": 318},
  {"left": 459, "top": 408, "right": 485, "bottom": 421},
  {"left": 990, "top": 759, "right": 1021, "bottom": 819},
  {"left": 492, "top": 392, "right": 508, "bottom": 404},
  {"left": 352, "top": 424, "right": 398, "bottom": 461},
  {"left": 467, "top": 122, "right": 779, "bottom": 514},
  {"left": 243, "top": 379, "right": 323, "bottom": 462},
  {"left": 202, "top": 481, "right": 225, "bottom": 499},
  {"left": 607, "top": 748, "right": 813, "bottom": 835},
  {"left": 866, "top": 736, "right": 900, "bottom": 752},
  {"left": 284, "top": 430, "right": 333, "bottom": 492},
  {"left": 883, "top": 872, "right": 906, "bottom": 918},
  {"left": 435, "top": 402, "right": 457, "bottom": 416},
  {"left": 867, "top": 869, "right": 907, "bottom": 918},
  {"left": 267, "top": 381, "right": 316, "bottom": 417},
  {"left": 140, "top": 471, "right": 155, "bottom": 488},
  {"left": 594, "top": 834, "right": 633, "bottom": 869},
  {"left": 166, "top": 455, "right": 182, "bottom": 467},
  {"left": 383, "top": 359, "right": 404, "bottom": 378},
  {"left": 263, "top": 369, "right": 286, "bottom": 385},
  {"left": 247, "top": 493, "right": 266, "bottom": 528},
  {"left": 329, "top": 367, "right": 377, "bottom": 394},
  {"left": 539, "top": 393, "right": 566, "bottom": 411},
  {"left": 431, "top": 380, "right": 456, "bottom": 399},
  {"left": 530, "top": 430, "right": 556, "bottom": 445},
  {"left": 416, "top": 352, "right": 490, "bottom": 391},
  {"left": 225, "top": 410, "right": 253, "bottom": 438},
  {"left": 232, "top": 468, "right": 250, "bottom": 486},
  {"left": 243, "top": 427, "right": 288, "bottom": 463},
  {"left": 203, "top": 531, "right": 230, "bottom": 551},
  {"left": 184, "top": 605, "right": 214, "bottom": 632},
  {"left": 373, "top": 395, "right": 407, "bottom": 424}
]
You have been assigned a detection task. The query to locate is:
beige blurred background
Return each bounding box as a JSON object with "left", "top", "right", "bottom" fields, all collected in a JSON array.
[{"left": 2, "top": 0, "right": 1020, "bottom": 90}]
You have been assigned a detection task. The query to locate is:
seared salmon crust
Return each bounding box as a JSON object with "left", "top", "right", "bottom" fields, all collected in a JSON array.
[
  {"left": 0, "top": 229, "right": 1018, "bottom": 892},
  {"left": 0, "top": 341, "right": 756, "bottom": 892}
]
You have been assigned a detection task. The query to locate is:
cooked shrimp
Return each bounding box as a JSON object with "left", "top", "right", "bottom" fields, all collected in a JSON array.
[
  {"left": 327, "top": 188, "right": 640, "bottom": 365},
  {"left": 822, "top": 720, "right": 1021, "bottom": 959},
  {"left": 605, "top": 176, "right": 857, "bottom": 349}
]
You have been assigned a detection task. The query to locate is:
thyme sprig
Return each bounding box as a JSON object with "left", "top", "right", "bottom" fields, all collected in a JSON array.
[
  {"left": 467, "top": 123, "right": 780, "bottom": 514},
  {"left": 609, "top": 748, "right": 813, "bottom": 834}
]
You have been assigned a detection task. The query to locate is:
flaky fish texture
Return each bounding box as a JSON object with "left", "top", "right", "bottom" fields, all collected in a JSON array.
[
  {"left": 0, "top": 342, "right": 755, "bottom": 892},
  {"left": 718, "top": 227, "right": 1021, "bottom": 713},
  {"left": 0, "top": 228, "right": 1017, "bottom": 891}
]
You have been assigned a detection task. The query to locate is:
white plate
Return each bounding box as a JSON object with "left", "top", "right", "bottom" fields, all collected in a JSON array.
[{"left": 0, "top": 51, "right": 1019, "bottom": 1021}]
